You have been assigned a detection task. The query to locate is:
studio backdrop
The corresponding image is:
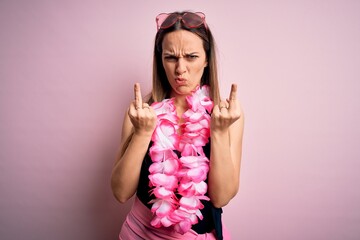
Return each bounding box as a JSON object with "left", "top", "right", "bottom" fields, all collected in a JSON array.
[{"left": 1, "top": 0, "right": 359, "bottom": 239}]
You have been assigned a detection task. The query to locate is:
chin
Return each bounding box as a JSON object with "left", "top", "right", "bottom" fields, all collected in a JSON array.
[{"left": 175, "top": 86, "right": 194, "bottom": 95}]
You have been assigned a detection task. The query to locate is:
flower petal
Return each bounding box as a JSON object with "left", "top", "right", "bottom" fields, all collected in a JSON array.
[{"left": 149, "top": 173, "right": 178, "bottom": 189}]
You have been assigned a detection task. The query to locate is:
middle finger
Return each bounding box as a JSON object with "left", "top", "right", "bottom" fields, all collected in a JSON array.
[{"left": 134, "top": 83, "right": 143, "bottom": 109}]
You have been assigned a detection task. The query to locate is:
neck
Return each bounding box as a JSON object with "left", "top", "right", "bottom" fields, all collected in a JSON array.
[{"left": 173, "top": 96, "right": 188, "bottom": 118}]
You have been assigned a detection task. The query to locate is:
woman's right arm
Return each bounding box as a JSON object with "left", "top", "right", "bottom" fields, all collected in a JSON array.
[{"left": 111, "top": 83, "right": 156, "bottom": 203}]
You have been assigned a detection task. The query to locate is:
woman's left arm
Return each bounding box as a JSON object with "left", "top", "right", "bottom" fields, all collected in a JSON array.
[{"left": 208, "top": 84, "right": 245, "bottom": 208}]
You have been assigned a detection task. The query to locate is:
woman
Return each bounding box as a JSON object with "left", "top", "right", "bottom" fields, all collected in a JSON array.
[{"left": 111, "top": 11, "right": 244, "bottom": 240}]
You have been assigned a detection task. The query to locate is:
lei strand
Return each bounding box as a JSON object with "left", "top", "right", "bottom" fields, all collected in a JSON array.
[{"left": 148, "top": 85, "right": 214, "bottom": 234}]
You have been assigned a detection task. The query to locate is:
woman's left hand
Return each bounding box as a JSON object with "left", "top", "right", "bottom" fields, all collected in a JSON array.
[{"left": 211, "top": 84, "right": 242, "bottom": 132}]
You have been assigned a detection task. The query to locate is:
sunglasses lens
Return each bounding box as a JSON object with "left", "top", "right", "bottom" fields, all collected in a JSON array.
[
  {"left": 182, "top": 12, "right": 205, "bottom": 28},
  {"left": 156, "top": 12, "right": 206, "bottom": 30},
  {"left": 156, "top": 13, "right": 169, "bottom": 29},
  {"left": 158, "top": 13, "right": 178, "bottom": 29}
]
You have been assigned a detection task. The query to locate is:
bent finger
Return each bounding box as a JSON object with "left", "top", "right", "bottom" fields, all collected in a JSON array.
[{"left": 128, "top": 101, "right": 137, "bottom": 116}]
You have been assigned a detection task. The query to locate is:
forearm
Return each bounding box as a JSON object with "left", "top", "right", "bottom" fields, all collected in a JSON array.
[
  {"left": 208, "top": 130, "right": 239, "bottom": 208},
  {"left": 111, "top": 133, "right": 152, "bottom": 203}
]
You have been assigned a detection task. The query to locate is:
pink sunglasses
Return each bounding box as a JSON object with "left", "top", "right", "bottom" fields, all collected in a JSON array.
[{"left": 156, "top": 12, "right": 207, "bottom": 30}]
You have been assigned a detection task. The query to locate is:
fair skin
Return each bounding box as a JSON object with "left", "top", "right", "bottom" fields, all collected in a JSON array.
[
  {"left": 161, "top": 29, "right": 208, "bottom": 113},
  {"left": 111, "top": 30, "right": 244, "bottom": 208}
]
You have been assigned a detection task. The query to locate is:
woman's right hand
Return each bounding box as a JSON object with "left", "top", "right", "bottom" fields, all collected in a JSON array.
[{"left": 128, "top": 83, "right": 157, "bottom": 136}]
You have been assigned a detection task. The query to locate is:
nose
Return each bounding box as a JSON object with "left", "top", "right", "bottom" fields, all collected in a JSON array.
[{"left": 175, "top": 58, "right": 186, "bottom": 76}]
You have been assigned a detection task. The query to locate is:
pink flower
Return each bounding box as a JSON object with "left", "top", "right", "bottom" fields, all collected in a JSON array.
[
  {"left": 179, "top": 156, "right": 209, "bottom": 168},
  {"left": 152, "top": 186, "right": 176, "bottom": 199},
  {"left": 151, "top": 120, "right": 179, "bottom": 149},
  {"left": 151, "top": 215, "right": 175, "bottom": 228},
  {"left": 173, "top": 218, "right": 192, "bottom": 234},
  {"left": 149, "top": 147, "right": 178, "bottom": 163},
  {"left": 178, "top": 181, "right": 208, "bottom": 196},
  {"left": 186, "top": 167, "right": 209, "bottom": 182},
  {"left": 149, "top": 158, "right": 180, "bottom": 175},
  {"left": 182, "top": 131, "right": 210, "bottom": 147},
  {"left": 152, "top": 99, "right": 178, "bottom": 124},
  {"left": 176, "top": 208, "right": 199, "bottom": 222},
  {"left": 183, "top": 110, "right": 203, "bottom": 122},
  {"left": 148, "top": 85, "right": 213, "bottom": 234},
  {"left": 179, "top": 196, "right": 209, "bottom": 210},
  {"left": 178, "top": 143, "right": 198, "bottom": 156},
  {"left": 162, "top": 159, "right": 180, "bottom": 174},
  {"left": 186, "top": 85, "right": 213, "bottom": 113},
  {"left": 160, "top": 216, "right": 176, "bottom": 227},
  {"left": 152, "top": 99, "right": 176, "bottom": 115},
  {"left": 150, "top": 199, "right": 176, "bottom": 218},
  {"left": 184, "top": 119, "right": 210, "bottom": 132},
  {"left": 149, "top": 173, "right": 178, "bottom": 190},
  {"left": 151, "top": 213, "right": 182, "bottom": 228}
]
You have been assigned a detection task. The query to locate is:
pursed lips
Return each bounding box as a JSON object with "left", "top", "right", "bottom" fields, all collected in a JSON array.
[{"left": 175, "top": 77, "right": 187, "bottom": 85}]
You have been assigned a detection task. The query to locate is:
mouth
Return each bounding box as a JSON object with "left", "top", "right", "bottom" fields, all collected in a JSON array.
[{"left": 175, "top": 77, "right": 187, "bottom": 85}]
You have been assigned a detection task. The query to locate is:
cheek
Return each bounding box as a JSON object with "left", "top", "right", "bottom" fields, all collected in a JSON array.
[
  {"left": 163, "top": 62, "right": 174, "bottom": 73},
  {"left": 163, "top": 63, "right": 176, "bottom": 84},
  {"left": 194, "top": 57, "right": 207, "bottom": 70},
  {"left": 194, "top": 62, "right": 206, "bottom": 74}
]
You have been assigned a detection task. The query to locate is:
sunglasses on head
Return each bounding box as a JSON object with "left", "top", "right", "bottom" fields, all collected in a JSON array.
[{"left": 156, "top": 12, "right": 207, "bottom": 30}]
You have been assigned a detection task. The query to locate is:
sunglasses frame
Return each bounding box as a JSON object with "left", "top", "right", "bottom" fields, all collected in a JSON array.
[{"left": 156, "top": 12, "right": 207, "bottom": 30}]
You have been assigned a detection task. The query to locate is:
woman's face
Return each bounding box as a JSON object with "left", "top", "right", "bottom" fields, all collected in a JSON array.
[{"left": 161, "top": 30, "right": 208, "bottom": 98}]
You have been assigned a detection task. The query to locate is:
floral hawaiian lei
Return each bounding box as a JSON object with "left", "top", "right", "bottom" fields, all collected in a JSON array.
[{"left": 148, "top": 85, "right": 214, "bottom": 234}]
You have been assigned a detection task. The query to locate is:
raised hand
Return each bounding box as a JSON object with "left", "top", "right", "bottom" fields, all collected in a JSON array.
[
  {"left": 128, "top": 83, "right": 157, "bottom": 136},
  {"left": 211, "top": 84, "right": 242, "bottom": 132}
]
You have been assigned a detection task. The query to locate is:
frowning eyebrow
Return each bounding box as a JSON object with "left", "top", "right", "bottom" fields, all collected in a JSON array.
[{"left": 162, "top": 51, "right": 200, "bottom": 56}]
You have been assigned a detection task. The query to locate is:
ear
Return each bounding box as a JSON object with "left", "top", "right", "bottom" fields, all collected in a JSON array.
[{"left": 204, "top": 60, "right": 208, "bottom": 67}]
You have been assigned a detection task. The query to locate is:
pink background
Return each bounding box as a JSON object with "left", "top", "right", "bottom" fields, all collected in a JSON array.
[{"left": 1, "top": 0, "right": 359, "bottom": 239}]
